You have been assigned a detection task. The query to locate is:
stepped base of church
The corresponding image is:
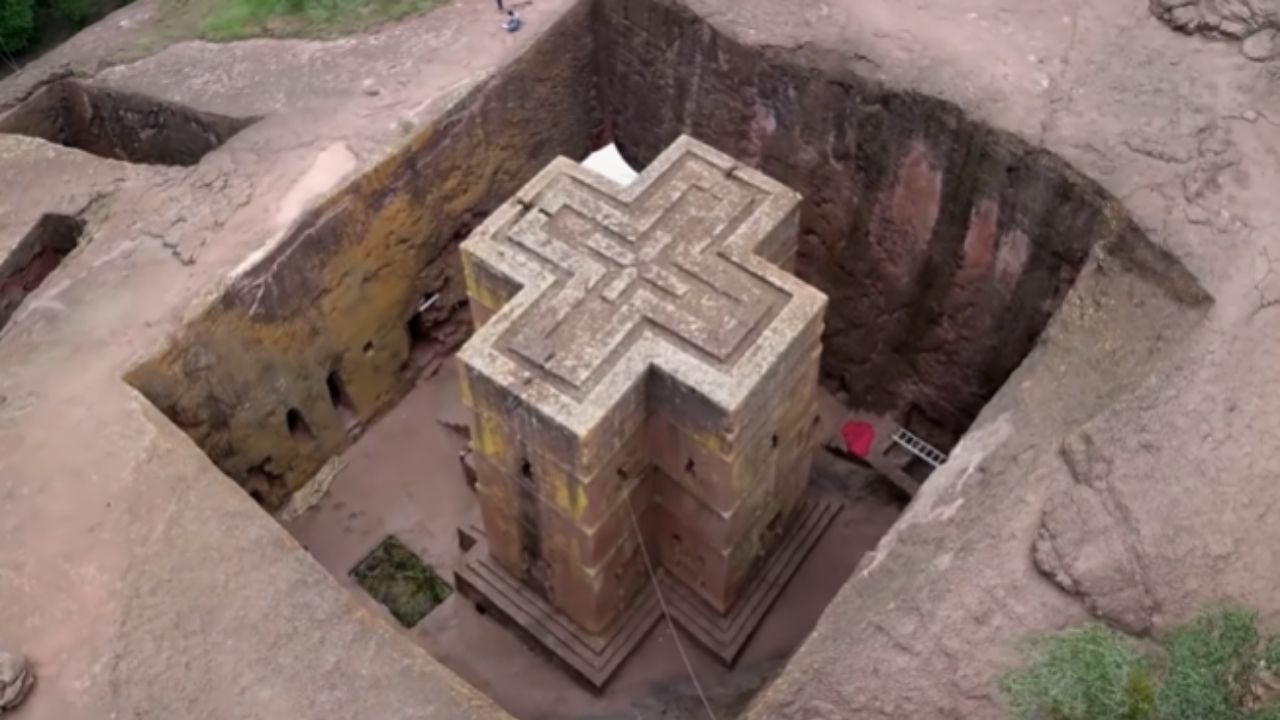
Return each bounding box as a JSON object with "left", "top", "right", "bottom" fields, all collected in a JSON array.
[
  {"left": 455, "top": 495, "right": 842, "bottom": 689},
  {"left": 661, "top": 497, "right": 843, "bottom": 665},
  {"left": 455, "top": 525, "right": 662, "bottom": 690}
]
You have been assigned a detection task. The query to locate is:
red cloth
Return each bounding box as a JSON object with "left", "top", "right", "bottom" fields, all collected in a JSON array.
[{"left": 841, "top": 421, "right": 876, "bottom": 458}]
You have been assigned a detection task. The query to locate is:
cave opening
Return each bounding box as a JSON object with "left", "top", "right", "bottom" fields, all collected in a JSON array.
[{"left": 325, "top": 369, "right": 360, "bottom": 433}]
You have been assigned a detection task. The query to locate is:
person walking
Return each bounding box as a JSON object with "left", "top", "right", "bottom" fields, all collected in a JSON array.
[{"left": 503, "top": 9, "right": 523, "bottom": 31}]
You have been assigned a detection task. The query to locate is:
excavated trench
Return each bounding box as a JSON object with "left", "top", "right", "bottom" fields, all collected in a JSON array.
[
  {"left": 0, "top": 213, "right": 84, "bottom": 332},
  {"left": 0, "top": 80, "right": 256, "bottom": 166},
  {"left": 121, "top": 0, "right": 1203, "bottom": 716}
]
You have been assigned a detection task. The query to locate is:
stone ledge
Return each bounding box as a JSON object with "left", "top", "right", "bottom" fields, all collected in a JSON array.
[
  {"left": 455, "top": 527, "right": 662, "bottom": 690},
  {"left": 662, "top": 496, "right": 843, "bottom": 665}
]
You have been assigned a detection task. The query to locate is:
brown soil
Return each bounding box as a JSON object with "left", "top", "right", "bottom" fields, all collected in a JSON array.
[{"left": 287, "top": 358, "right": 902, "bottom": 720}]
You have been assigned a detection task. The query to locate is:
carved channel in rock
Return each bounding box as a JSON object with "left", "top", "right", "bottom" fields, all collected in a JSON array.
[
  {"left": 115, "top": 0, "right": 1209, "bottom": 714},
  {"left": 0, "top": 80, "right": 256, "bottom": 166},
  {"left": 124, "top": 0, "right": 598, "bottom": 508},
  {"left": 0, "top": 213, "right": 83, "bottom": 332},
  {"left": 120, "top": 0, "right": 1196, "bottom": 513}
]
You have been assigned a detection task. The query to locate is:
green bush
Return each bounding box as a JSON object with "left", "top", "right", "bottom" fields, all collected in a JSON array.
[
  {"left": 0, "top": 0, "right": 36, "bottom": 52},
  {"left": 1004, "top": 609, "right": 1280, "bottom": 720},
  {"left": 1003, "top": 625, "right": 1154, "bottom": 720},
  {"left": 1159, "top": 608, "right": 1260, "bottom": 720},
  {"left": 1265, "top": 636, "right": 1280, "bottom": 670}
]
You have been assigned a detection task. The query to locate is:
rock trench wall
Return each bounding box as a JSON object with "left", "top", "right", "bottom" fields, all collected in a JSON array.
[
  {"left": 126, "top": 0, "right": 1195, "bottom": 509},
  {"left": 0, "top": 80, "right": 256, "bottom": 166},
  {"left": 596, "top": 0, "right": 1196, "bottom": 447},
  {"left": 0, "top": 213, "right": 83, "bottom": 332},
  {"left": 125, "top": 3, "right": 598, "bottom": 508}
]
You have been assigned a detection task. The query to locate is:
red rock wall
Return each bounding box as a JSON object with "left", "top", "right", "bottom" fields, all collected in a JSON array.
[{"left": 594, "top": 0, "right": 1143, "bottom": 446}]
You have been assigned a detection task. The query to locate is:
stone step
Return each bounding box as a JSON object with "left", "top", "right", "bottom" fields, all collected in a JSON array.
[
  {"left": 659, "top": 496, "right": 842, "bottom": 665},
  {"left": 455, "top": 533, "right": 661, "bottom": 690}
]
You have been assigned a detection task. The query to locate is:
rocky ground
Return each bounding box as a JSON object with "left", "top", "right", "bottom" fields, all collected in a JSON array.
[
  {"left": 717, "top": 0, "right": 1280, "bottom": 717},
  {"left": 0, "top": 0, "right": 1278, "bottom": 719},
  {"left": 0, "top": 1, "right": 575, "bottom": 717}
]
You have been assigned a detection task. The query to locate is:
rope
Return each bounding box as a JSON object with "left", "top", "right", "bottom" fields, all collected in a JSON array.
[{"left": 624, "top": 496, "right": 719, "bottom": 720}]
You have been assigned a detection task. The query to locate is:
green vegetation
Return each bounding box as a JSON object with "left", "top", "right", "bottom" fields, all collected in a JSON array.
[
  {"left": 119, "top": 0, "right": 444, "bottom": 65},
  {"left": 350, "top": 535, "right": 452, "bottom": 628},
  {"left": 1, "top": 0, "right": 443, "bottom": 72},
  {"left": 198, "top": 0, "right": 440, "bottom": 40},
  {"left": 1003, "top": 608, "right": 1280, "bottom": 720},
  {"left": 0, "top": 0, "right": 129, "bottom": 56},
  {"left": 0, "top": 0, "right": 37, "bottom": 53}
]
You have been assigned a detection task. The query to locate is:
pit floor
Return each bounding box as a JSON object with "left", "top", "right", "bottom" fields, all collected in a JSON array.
[{"left": 286, "top": 358, "right": 903, "bottom": 720}]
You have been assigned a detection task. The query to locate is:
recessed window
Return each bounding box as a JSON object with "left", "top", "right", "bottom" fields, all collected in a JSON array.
[
  {"left": 325, "top": 370, "right": 358, "bottom": 431},
  {"left": 285, "top": 408, "right": 314, "bottom": 440}
]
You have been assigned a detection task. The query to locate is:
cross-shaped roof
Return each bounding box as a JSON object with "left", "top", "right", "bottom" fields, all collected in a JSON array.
[{"left": 458, "top": 135, "right": 827, "bottom": 448}]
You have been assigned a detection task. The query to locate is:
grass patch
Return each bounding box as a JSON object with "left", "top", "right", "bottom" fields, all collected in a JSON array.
[
  {"left": 1003, "top": 608, "right": 1280, "bottom": 720},
  {"left": 119, "top": 0, "right": 442, "bottom": 63},
  {"left": 198, "top": 0, "right": 442, "bottom": 41},
  {"left": 350, "top": 535, "right": 452, "bottom": 628},
  {"left": 1003, "top": 624, "right": 1154, "bottom": 720}
]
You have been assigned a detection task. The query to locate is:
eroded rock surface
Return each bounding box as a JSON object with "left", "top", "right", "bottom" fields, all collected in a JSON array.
[
  {"left": 1036, "top": 314, "right": 1280, "bottom": 637},
  {"left": 0, "top": 651, "right": 33, "bottom": 713},
  {"left": 1033, "top": 432, "right": 1158, "bottom": 635},
  {"left": 1152, "top": 0, "right": 1280, "bottom": 60},
  {"left": 1153, "top": 0, "right": 1279, "bottom": 38}
]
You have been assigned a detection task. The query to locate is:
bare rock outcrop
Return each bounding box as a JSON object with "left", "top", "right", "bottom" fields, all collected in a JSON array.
[
  {"left": 1035, "top": 312, "right": 1280, "bottom": 636},
  {"left": 0, "top": 650, "right": 33, "bottom": 714},
  {"left": 1033, "top": 432, "right": 1157, "bottom": 635},
  {"left": 1152, "top": 0, "right": 1280, "bottom": 60}
]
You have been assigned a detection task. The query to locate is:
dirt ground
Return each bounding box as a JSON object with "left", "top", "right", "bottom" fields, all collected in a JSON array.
[{"left": 288, "top": 358, "right": 903, "bottom": 720}]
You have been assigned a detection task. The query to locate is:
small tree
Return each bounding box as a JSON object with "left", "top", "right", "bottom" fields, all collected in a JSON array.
[{"left": 0, "top": 0, "right": 35, "bottom": 54}]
